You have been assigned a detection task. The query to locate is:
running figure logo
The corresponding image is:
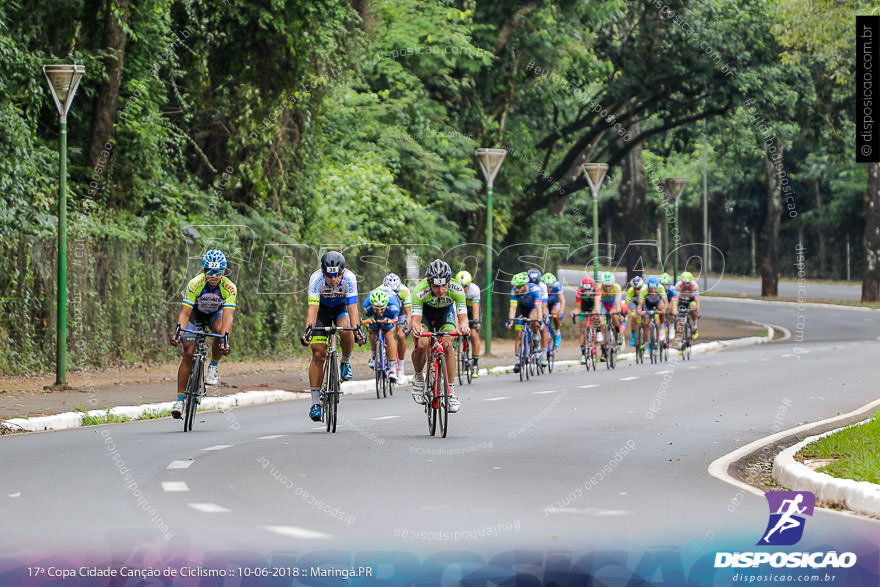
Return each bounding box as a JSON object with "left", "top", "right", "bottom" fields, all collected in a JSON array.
[{"left": 758, "top": 491, "right": 815, "bottom": 546}]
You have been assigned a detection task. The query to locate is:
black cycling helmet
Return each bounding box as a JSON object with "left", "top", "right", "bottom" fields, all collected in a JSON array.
[
  {"left": 321, "top": 251, "right": 346, "bottom": 276},
  {"left": 425, "top": 259, "right": 452, "bottom": 285},
  {"left": 527, "top": 268, "right": 542, "bottom": 283}
]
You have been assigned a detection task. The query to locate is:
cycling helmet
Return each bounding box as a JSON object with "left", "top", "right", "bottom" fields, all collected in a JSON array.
[
  {"left": 680, "top": 271, "right": 694, "bottom": 283},
  {"left": 202, "top": 249, "right": 227, "bottom": 271},
  {"left": 581, "top": 276, "right": 594, "bottom": 286},
  {"left": 321, "top": 251, "right": 346, "bottom": 276},
  {"left": 425, "top": 259, "right": 452, "bottom": 285},
  {"left": 541, "top": 272, "right": 556, "bottom": 285},
  {"left": 659, "top": 272, "right": 672, "bottom": 286},
  {"left": 631, "top": 276, "right": 644, "bottom": 289},
  {"left": 512, "top": 272, "right": 528, "bottom": 287},
  {"left": 601, "top": 271, "right": 615, "bottom": 286},
  {"left": 383, "top": 272, "right": 402, "bottom": 291},
  {"left": 455, "top": 270, "right": 473, "bottom": 287},
  {"left": 370, "top": 289, "right": 389, "bottom": 308},
  {"left": 527, "top": 268, "right": 542, "bottom": 283},
  {"left": 646, "top": 275, "right": 660, "bottom": 288}
]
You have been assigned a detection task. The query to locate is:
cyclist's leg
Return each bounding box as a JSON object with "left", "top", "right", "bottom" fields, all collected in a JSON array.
[
  {"left": 443, "top": 305, "right": 458, "bottom": 383},
  {"left": 385, "top": 324, "right": 398, "bottom": 378},
  {"left": 396, "top": 315, "right": 407, "bottom": 373},
  {"left": 539, "top": 304, "right": 549, "bottom": 350}
]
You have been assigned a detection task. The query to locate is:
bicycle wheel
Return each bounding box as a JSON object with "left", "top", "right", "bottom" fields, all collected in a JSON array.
[
  {"left": 650, "top": 322, "right": 658, "bottom": 364},
  {"left": 464, "top": 340, "right": 472, "bottom": 384},
  {"left": 375, "top": 348, "right": 382, "bottom": 399},
  {"left": 426, "top": 363, "right": 437, "bottom": 436},
  {"left": 183, "top": 355, "right": 203, "bottom": 432},
  {"left": 455, "top": 339, "right": 463, "bottom": 386},
  {"left": 635, "top": 326, "right": 644, "bottom": 364},
  {"left": 438, "top": 355, "right": 449, "bottom": 438},
  {"left": 682, "top": 321, "right": 691, "bottom": 361}
]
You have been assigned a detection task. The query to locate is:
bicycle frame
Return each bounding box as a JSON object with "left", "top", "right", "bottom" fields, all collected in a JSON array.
[
  {"left": 418, "top": 331, "right": 459, "bottom": 438},
  {"left": 305, "top": 324, "right": 361, "bottom": 433},
  {"left": 175, "top": 325, "right": 228, "bottom": 432}
]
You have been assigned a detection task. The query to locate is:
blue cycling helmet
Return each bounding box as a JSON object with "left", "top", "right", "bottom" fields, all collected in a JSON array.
[
  {"left": 527, "top": 268, "right": 542, "bottom": 284},
  {"left": 647, "top": 275, "right": 660, "bottom": 288},
  {"left": 202, "top": 249, "right": 227, "bottom": 271}
]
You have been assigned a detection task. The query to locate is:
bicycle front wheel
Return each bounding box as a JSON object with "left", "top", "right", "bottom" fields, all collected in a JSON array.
[
  {"left": 438, "top": 355, "right": 449, "bottom": 438},
  {"left": 426, "top": 365, "right": 437, "bottom": 436},
  {"left": 183, "top": 356, "right": 203, "bottom": 432},
  {"left": 464, "top": 340, "right": 472, "bottom": 384}
]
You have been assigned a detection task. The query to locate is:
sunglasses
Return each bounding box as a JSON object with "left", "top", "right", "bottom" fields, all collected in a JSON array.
[{"left": 205, "top": 269, "right": 224, "bottom": 276}]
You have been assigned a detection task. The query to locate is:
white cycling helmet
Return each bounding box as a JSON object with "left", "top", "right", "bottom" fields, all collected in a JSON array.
[
  {"left": 383, "top": 273, "right": 402, "bottom": 292},
  {"left": 601, "top": 271, "right": 615, "bottom": 286}
]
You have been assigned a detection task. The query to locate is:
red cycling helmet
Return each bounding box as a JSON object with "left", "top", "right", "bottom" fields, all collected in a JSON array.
[{"left": 581, "top": 276, "right": 595, "bottom": 286}]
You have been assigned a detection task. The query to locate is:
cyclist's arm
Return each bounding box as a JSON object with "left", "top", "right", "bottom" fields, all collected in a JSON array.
[
  {"left": 557, "top": 290, "right": 565, "bottom": 315},
  {"left": 508, "top": 294, "right": 517, "bottom": 320},
  {"left": 305, "top": 303, "right": 319, "bottom": 330},
  {"left": 346, "top": 302, "right": 361, "bottom": 326},
  {"left": 472, "top": 300, "right": 480, "bottom": 320},
  {"left": 219, "top": 308, "right": 235, "bottom": 345},
  {"left": 176, "top": 305, "right": 193, "bottom": 331}
]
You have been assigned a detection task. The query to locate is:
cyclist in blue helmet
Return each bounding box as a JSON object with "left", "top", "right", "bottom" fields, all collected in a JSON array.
[{"left": 169, "top": 249, "right": 236, "bottom": 419}]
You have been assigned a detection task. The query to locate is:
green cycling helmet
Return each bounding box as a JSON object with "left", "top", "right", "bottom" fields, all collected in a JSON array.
[
  {"left": 541, "top": 272, "right": 556, "bottom": 285},
  {"left": 680, "top": 271, "right": 694, "bottom": 283},
  {"left": 370, "top": 289, "right": 389, "bottom": 308},
  {"left": 456, "top": 270, "right": 472, "bottom": 287},
  {"left": 659, "top": 272, "right": 672, "bottom": 286},
  {"left": 512, "top": 272, "right": 528, "bottom": 287}
]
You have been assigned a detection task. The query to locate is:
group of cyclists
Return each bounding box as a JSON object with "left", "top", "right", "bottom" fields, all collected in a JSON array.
[{"left": 169, "top": 249, "right": 702, "bottom": 421}]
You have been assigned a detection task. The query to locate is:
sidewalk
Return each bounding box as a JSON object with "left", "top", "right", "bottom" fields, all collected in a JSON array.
[{"left": 0, "top": 317, "right": 761, "bottom": 420}]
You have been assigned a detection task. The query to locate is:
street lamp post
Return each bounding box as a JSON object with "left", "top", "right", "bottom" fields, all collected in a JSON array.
[
  {"left": 582, "top": 163, "right": 609, "bottom": 282},
  {"left": 663, "top": 178, "right": 688, "bottom": 283},
  {"left": 475, "top": 148, "right": 506, "bottom": 356},
  {"left": 43, "top": 64, "right": 85, "bottom": 390}
]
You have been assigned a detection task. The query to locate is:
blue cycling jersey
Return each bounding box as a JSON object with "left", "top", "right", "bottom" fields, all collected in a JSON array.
[
  {"left": 510, "top": 283, "right": 542, "bottom": 311},
  {"left": 363, "top": 297, "right": 401, "bottom": 321},
  {"left": 665, "top": 284, "right": 678, "bottom": 302},
  {"left": 547, "top": 281, "right": 563, "bottom": 305}
]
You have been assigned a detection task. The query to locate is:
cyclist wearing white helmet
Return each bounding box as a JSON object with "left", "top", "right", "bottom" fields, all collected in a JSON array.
[
  {"left": 598, "top": 271, "right": 624, "bottom": 346},
  {"left": 674, "top": 271, "right": 701, "bottom": 344},
  {"left": 383, "top": 272, "right": 411, "bottom": 378},
  {"left": 169, "top": 249, "right": 236, "bottom": 419},
  {"left": 455, "top": 270, "right": 482, "bottom": 377}
]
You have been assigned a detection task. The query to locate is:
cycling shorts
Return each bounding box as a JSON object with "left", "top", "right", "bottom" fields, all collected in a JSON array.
[
  {"left": 422, "top": 304, "right": 457, "bottom": 333},
  {"left": 602, "top": 301, "right": 618, "bottom": 314},
  {"left": 183, "top": 309, "right": 223, "bottom": 343},
  {"left": 311, "top": 303, "right": 349, "bottom": 345}
]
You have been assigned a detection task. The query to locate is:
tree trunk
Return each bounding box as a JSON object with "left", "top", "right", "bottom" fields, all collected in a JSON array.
[
  {"left": 619, "top": 119, "right": 645, "bottom": 281},
  {"left": 861, "top": 162, "right": 880, "bottom": 302},
  {"left": 761, "top": 142, "right": 783, "bottom": 297},
  {"left": 88, "top": 0, "right": 129, "bottom": 180}
]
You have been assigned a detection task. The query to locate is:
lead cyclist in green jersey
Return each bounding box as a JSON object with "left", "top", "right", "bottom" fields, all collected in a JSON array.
[{"left": 410, "top": 259, "right": 469, "bottom": 413}]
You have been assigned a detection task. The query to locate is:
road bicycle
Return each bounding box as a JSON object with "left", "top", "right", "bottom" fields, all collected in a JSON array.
[
  {"left": 302, "top": 323, "right": 362, "bottom": 432},
  {"left": 512, "top": 317, "right": 543, "bottom": 381},
  {"left": 418, "top": 331, "right": 460, "bottom": 438},
  {"left": 599, "top": 312, "right": 624, "bottom": 370},
  {"left": 641, "top": 308, "right": 663, "bottom": 364},
  {"left": 572, "top": 312, "right": 600, "bottom": 371},
  {"left": 676, "top": 303, "right": 695, "bottom": 361},
  {"left": 544, "top": 314, "right": 560, "bottom": 374},
  {"left": 367, "top": 318, "right": 396, "bottom": 399},
  {"left": 453, "top": 321, "right": 477, "bottom": 385},
  {"left": 174, "top": 324, "right": 228, "bottom": 432}
]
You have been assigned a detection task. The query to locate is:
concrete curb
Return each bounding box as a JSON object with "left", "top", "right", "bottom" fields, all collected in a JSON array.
[
  {"left": 773, "top": 420, "right": 880, "bottom": 517},
  {"left": 1, "top": 325, "right": 773, "bottom": 433},
  {"left": 708, "top": 295, "right": 880, "bottom": 312}
]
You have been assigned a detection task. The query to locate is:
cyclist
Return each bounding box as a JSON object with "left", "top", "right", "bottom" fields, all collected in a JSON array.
[
  {"left": 383, "top": 273, "right": 411, "bottom": 379},
  {"left": 636, "top": 275, "right": 667, "bottom": 351},
  {"left": 410, "top": 259, "right": 469, "bottom": 413},
  {"left": 527, "top": 268, "right": 549, "bottom": 362},
  {"left": 625, "top": 275, "right": 645, "bottom": 347},
  {"left": 675, "top": 271, "right": 701, "bottom": 343},
  {"left": 598, "top": 271, "right": 624, "bottom": 345},
  {"left": 543, "top": 272, "right": 565, "bottom": 349},
  {"left": 456, "top": 270, "right": 482, "bottom": 378},
  {"left": 362, "top": 288, "right": 399, "bottom": 383},
  {"left": 507, "top": 272, "right": 544, "bottom": 373},
  {"left": 660, "top": 272, "right": 678, "bottom": 341},
  {"left": 169, "top": 249, "right": 235, "bottom": 419},
  {"left": 301, "top": 251, "right": 365, "bottom": 422},
  {"left": 572, "top": 276, "right": 600, "bottom": 364}
]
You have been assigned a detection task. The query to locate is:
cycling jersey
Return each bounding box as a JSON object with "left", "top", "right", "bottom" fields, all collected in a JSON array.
[
  {"left": 395, "top": 284, "right": 412, "bottom": 309},
  {"left": 510, "top": 283, "right": 542, "bottom": 313},
  {"left": 665, "top": 284, "right": 678, "bottom": 302},
  {"left": 362, "top": 288, "right": 401, "bottom": 321},
  {"left": 183, "top": 274, "right": 237, "bottom": 314},
  {"left": 625, "top": 286, "right": 643, "bottom": 306},
  {"left": 307, "top": 269, "right": 358, "bottom": 307},
  {"left": 464, "top": 283, "right": 481, "bottom": 307},
  {"left": 675, "top": 281, "right": 700, "bottom": 301},
  {"left": 537, "top": 282, "right": 549, "bottom": 305},
  {"left": 546, "top": 280, "right": 563, "bottom": 306},
  {"left": 639, "top": 286, "right": 667, "bottom": 306},
  {"left": 412, "top": 278, "right": 467, "bottom": 316},
  {"left": 599, "top": 282, "right": 622, "bottom": 303}
]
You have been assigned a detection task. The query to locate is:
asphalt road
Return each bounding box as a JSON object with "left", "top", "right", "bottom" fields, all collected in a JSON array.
[{"left": 1, "top": 297, "right": 878, "bottom": 568}]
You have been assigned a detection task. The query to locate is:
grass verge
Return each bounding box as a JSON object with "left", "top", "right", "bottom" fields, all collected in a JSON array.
[
  {"left": 796, "top": 414, "right": 880, "bottom": 484},
  {"left": 702, "top": 291, "right": 880, "bottom": 310}
]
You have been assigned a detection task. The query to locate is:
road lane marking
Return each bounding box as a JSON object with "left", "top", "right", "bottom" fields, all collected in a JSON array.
[
  {"left": 188, "top": 503, "right": 230, "bottom": 513},
  {"left": 544, "top": 507, "right": 633, "bottom": 516},
  {"left": 370, "top": 416, "right": 401, "bottom": 420},
  {"left": 484, "top": 396, "right": 511, "bottom": 401},
  {"left": 263, "top": 526, "right": 333, "bottom": 540},
  {"left": 312, "top": 426, "right": 325, "bottom": 430},
  {"left": 166, "top": 460, "right": 194, "bottom": 470},
  {"left": 655, "top": 370, "right": 673, "bottom": 375},
  {"left": 161, "top": 482, "right": 189, "bottom": 492},
  {"left": 200, "top": 445, "right": 233, "bottom": 451},
  {"left": 577, "top": 384, "right": 600, "bottom": 389},
  {"left": 533, "top": 390, "right": 559, "bottom": 395},
  {"left": 257, "top": 435, "right": 287, "bottom": 440},
  {"left": 620, "top": 376, "right": 639, "bottom": 381}
]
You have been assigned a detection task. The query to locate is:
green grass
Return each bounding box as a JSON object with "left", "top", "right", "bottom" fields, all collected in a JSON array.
[
  {"left": 702, "top": 291, "right": 880, "bottom": 310},
  {"left": 77, "top": 407, "right": 132, "bottom": 426},
  {"left": 797, "top": 414, "right": 880, "bottom": 484}
]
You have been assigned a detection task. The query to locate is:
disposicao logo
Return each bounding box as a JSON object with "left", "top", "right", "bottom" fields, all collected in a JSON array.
[{"left": 714, "top": 491, "right": 857, "bottom": 569}]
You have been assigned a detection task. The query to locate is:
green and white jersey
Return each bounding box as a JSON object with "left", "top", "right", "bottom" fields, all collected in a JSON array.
[{"left": 411, "top": 278, "right": 467, "bottom": 316}]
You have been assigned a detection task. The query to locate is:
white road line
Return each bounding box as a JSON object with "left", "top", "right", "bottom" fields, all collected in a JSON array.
[
  {"left": 257, "top": 435, "right": 287, "bottom": 440},
  {"left": 200, "top": 444, "right": 233, "bottom": 451},
  {"left": 263, "top": 525, "right": 333, "bottom": 540},
  {"left": 161, "top": 481, "right": 189, "bottom": 492},
  {"left": 544, "top": 507, "right": 634, "bottom": 516},
  {"left": 577, "top": 384, "right": 600, "bottom": 389},
  {"left": 620, "top": 376, "right": 639, "bottom": 381},
  {"left": 533, "top": 390, "right": 559, "bottom": 395},
  {"left": 655, "top": 370, "right": 673, "bottom": 375},
  {"left": 780, "top": 354, "right": 797, "bottom": 358},
  {"left": 370, "top": 416, "right": 401, "bottom": 421},
  {"left": 188, "top": 503, "right": 230, "bottom": 513},
  {"left": 484, "top": 396, "right": 511, "bottom": 402},
  {"left": 166, "top": 460, "right": 194, "bottom": 470},
  {"left": 312, "top": 426, "right": 325, "bottom": 430}
]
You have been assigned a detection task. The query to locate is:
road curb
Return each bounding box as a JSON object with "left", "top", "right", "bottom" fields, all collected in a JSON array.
[
  {"left": 1, "top": 325, "right": 773, "bottom": 433},
  {"left": 773, "top": 420, "right": 880, "bottom": 517},
  {"left": 708, "top": 295, "right": 880, "bottom": 312}
]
